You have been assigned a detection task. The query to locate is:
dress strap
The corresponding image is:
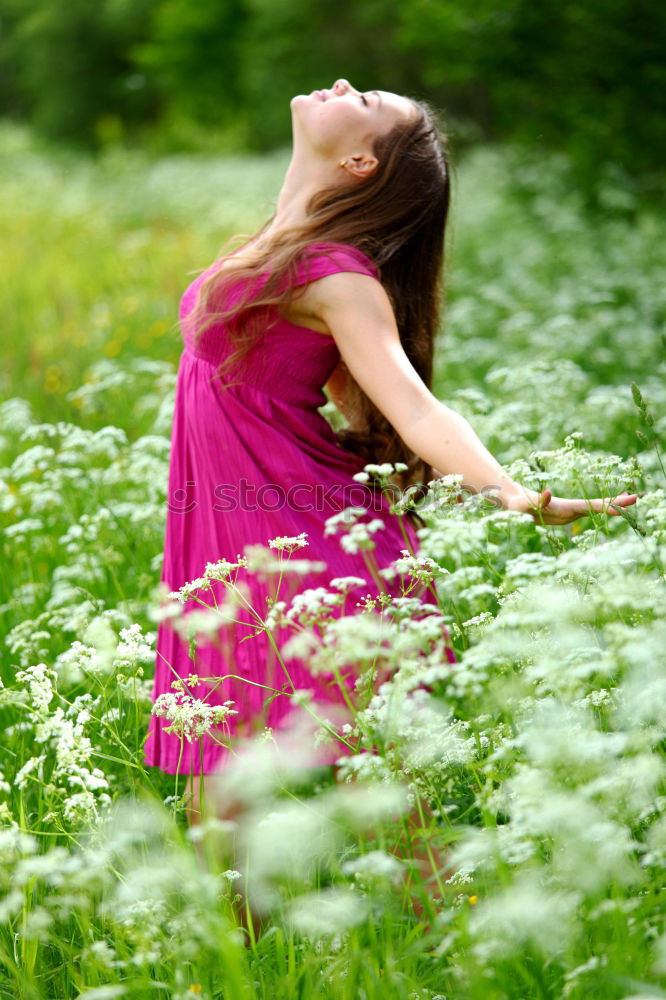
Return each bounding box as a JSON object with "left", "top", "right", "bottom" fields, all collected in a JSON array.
[{"left": 292, "top": 242, "right": 379, "bottom": 287}]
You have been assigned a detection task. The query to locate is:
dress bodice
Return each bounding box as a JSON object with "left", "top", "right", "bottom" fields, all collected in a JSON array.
[{"left": 178, "top": 242, "right": 379, "bottom": 409}]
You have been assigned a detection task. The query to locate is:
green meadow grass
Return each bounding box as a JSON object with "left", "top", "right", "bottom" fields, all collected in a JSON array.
[{"left": 1, "top": 121, "right": 665, "bottom": 999}]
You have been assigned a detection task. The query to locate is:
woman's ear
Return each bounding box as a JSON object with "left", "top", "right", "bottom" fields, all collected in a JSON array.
[{"left": 340, "top": 153, "right": 379, "bottom": 179}]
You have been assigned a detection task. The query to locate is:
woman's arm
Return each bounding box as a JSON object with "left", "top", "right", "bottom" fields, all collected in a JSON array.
[
  {"left": 305, "top": 271, "right": 637, "bottom": 524},
  {"left": 327, "top": 359, "right": 447, "bottom": 478}
]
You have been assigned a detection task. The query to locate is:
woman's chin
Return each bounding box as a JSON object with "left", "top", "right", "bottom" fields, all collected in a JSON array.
[{"left": 291, "top": 90, "right": 326, "bottom": 113}]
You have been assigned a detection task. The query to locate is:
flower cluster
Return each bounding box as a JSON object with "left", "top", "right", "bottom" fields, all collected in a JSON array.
[
  {"left": 324, "top": 505, "right": 387, "bottom": 554},
  {"left": 268, "top": 531, "right": 309, "bottom": 552},
  {"left": 152, "top": 683, "right": 237, "bottom": 743}
]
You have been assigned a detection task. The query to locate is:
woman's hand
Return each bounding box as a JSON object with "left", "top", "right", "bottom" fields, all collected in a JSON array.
[
  {"left": 304, "top": 273, "right": 642, "bottom": 527},
  {"left": 324, "top": 358, "right": 353, "bottom": 419},
  {"left": 504, "top": 486, "right": 639, "bottom": 525}
]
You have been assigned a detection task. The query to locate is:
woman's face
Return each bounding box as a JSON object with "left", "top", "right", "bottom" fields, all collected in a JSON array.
[{"left": 291, "top": 78, "right": 414, "bottom": 159}]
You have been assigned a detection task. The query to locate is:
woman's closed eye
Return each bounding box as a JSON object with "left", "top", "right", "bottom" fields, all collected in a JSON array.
[{"left": 359, "top": 94, "right": 369, "bottom": 107}]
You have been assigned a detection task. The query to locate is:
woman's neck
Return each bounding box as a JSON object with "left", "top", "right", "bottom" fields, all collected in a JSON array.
[{"left": 269, "top": 153, "right": 339, "bottom": 236}]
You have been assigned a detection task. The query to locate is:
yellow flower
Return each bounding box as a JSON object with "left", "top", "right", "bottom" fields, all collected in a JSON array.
[
  {"left": 468, "top": 895, "right": 478, "bottom": 904},
  {"left": 188, "top": 986, "right": 203, "bottom": 995},
  {"left": 103, "top": 339, "right": 121, "bottom": 358}
]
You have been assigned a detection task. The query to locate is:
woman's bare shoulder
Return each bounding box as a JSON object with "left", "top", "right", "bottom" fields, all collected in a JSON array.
[{"left": 287, "top": 270, "right": 389, "bottom": 336}]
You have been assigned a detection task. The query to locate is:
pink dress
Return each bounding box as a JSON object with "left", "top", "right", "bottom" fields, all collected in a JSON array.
[{"left": 143, "top": 242, "right": 454, "bottom": 775}]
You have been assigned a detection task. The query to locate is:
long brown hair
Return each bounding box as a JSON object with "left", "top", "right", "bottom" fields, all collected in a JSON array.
[{"left": 191, "top": 99, "right": 450, "bottom": 498}]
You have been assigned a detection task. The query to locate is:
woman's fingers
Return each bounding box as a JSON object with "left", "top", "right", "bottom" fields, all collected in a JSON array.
[
  {"left": 530, "top": 491, "right": 639, "bottom": 524},
  {"left": 612, "top": 492, "right": 639, "bottom": 506},
  {"left": 586, "top": 492, "right": 639, "bottom": 514},
  {"left": 504, "top": 487, "right": 638, "bottom": 523}
]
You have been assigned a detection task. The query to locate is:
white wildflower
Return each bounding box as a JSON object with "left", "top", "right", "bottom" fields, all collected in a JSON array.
[
  {"left": 0, "top": 478, "right": 17, "bottom": 514},
  {"left": 0, "top": 396, "right": 32, "bottom": 433},
  {"left": 21, "top": 906, "right": 53, "bottom": 941},
  {"left": 75, "top": 986, "right": 126, "bottom": 999},
  {"left": 244, "top": 544, "right": 326, "bottom": 576},
  {"left": 309, "top": 613, "right": 396, "bottom": 675},
  {"left": 339, "top": 517, "right": 386, "bottom": 554},
  {"left": 615, "top": 651, "right": 666, "bottom": 735},
  {"left": 328, "top": 781, "right": 409, "bottom": 830},
  {"left": 0, "top": 826, "right": 38, "bottom": 863},
  {"left": 263, "top": 600, "right": 288, "bottom": 630},
  {"left": 333, "top": 753, "right": 392, "bottom": 784},
  {"left": 342, "top": 850, "right": 404, "bottom": 888},
  {"left": 5, "top": 517, "right": 43, "bottom": 541},
  {"left": 268, "top": 531, "right": 308, "bottom": 552},
  {"left": 54, "top": 641, "right": 105, "bottom": 685},
  {"left": 323, "top": 506, "right": 367, "bottom": 536},
  {"left": 15, "top": 755, "right": 46, "bottom": 790},
  {"left": 415, "top": 474, "right": 465, "bottom": 513},
  {"left": 287, "top": 887, "right": 368, "bottom": 937},
  {"left": 497, "top": 765, "right": 640, "bottom": 892},
  {"left": 169, "top": 576, "right": 211, "bottom": 603},
  {"left": 114, "top": 625, "right": 155, "bottom": 668},
  {"left": 152, "top": 691, "right": 237, "bottom": 742},
  {"left": 222, "top": 869, "right": 242, "bottom": 882},
  {"left": 391, "top": 548, "right": 446, "bottom": 584},
  {"left": 562, "top": 955, "right": 607, "bottom": 996},
  {"left": 82, "top": 617, "right": 118, "bottom": 673},
  {"left": 62, "top": 792, "right": 106, "bottom": 826},
  {"left": 172, "top": 607, "right": 234, "bottom": 642},
  {"left": 151, "top": 600, "right": 184, "bottom": 624},
  {"left": 242, "top": 801, "right": 341, "bottom": 909},
  {"left": 285, "top": 587, "right": 343, "bottom": 626},
  {"left": 380, "top": 691, "right": 475, "bottom": 772},
  {"left": 81, "top": 940, "right": 119, "bottom": 970},
  {"left": 468, "top": 874, "right": 581, "bottom": 962},
  {"left": 362, "top": 461, "right": 407, "bottom": 478},
  {"left": 514, "top": 699, "right": 628, "bottom": 774},
  {"left": 0, "top": 890, "right": 23, "bottom": 922},
  {"left": 10, "top": 444, "right": 56, "bottom": 478},
  {"left": 203, "top": 556, "right": 247, "bottom": 580},
  {"left": 16, "top": 663, "right": 55, "bottom": 714},
  {"left": 281, "top": 631, "right": 320, "bottom": 661},
  {"left": 329, "top": 575, "right": 367, "bottom": 592}
]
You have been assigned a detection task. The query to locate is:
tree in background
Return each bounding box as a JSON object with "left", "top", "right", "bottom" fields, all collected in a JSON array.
[
  {"left": 396, "top": 0, "right": 666, "bottom": 193},
  {"left": 134, "top": 0, "right": 249, "bottom": 148},
  {"left": 0, "top": 0, "right": 664, "bottom": 195},
  {"left": 0, "top": 0, "right": 157, "bottom": 145}
]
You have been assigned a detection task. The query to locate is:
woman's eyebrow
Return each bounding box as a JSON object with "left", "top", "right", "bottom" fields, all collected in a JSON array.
[{"left": 372, "top": 90, "right": 383, "bottom": 109}]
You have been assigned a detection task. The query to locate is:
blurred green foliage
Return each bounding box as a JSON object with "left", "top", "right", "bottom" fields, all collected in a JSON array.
[{"left": 1, "top": 0, "right": 664, "bottom": 195}]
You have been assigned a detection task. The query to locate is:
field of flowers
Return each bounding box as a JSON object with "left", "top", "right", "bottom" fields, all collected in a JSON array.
[{"left": 1, "top": 120, "right": 665, "bottom": 1000}]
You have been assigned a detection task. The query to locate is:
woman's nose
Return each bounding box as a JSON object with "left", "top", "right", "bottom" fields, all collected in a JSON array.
[{"left": 332, "top": 79, "right": 352, "bottom": 95}]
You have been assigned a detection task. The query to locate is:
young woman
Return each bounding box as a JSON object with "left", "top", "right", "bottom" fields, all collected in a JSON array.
[{"left": 143, "top": 78, "right": 637, "bottom": 816}]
